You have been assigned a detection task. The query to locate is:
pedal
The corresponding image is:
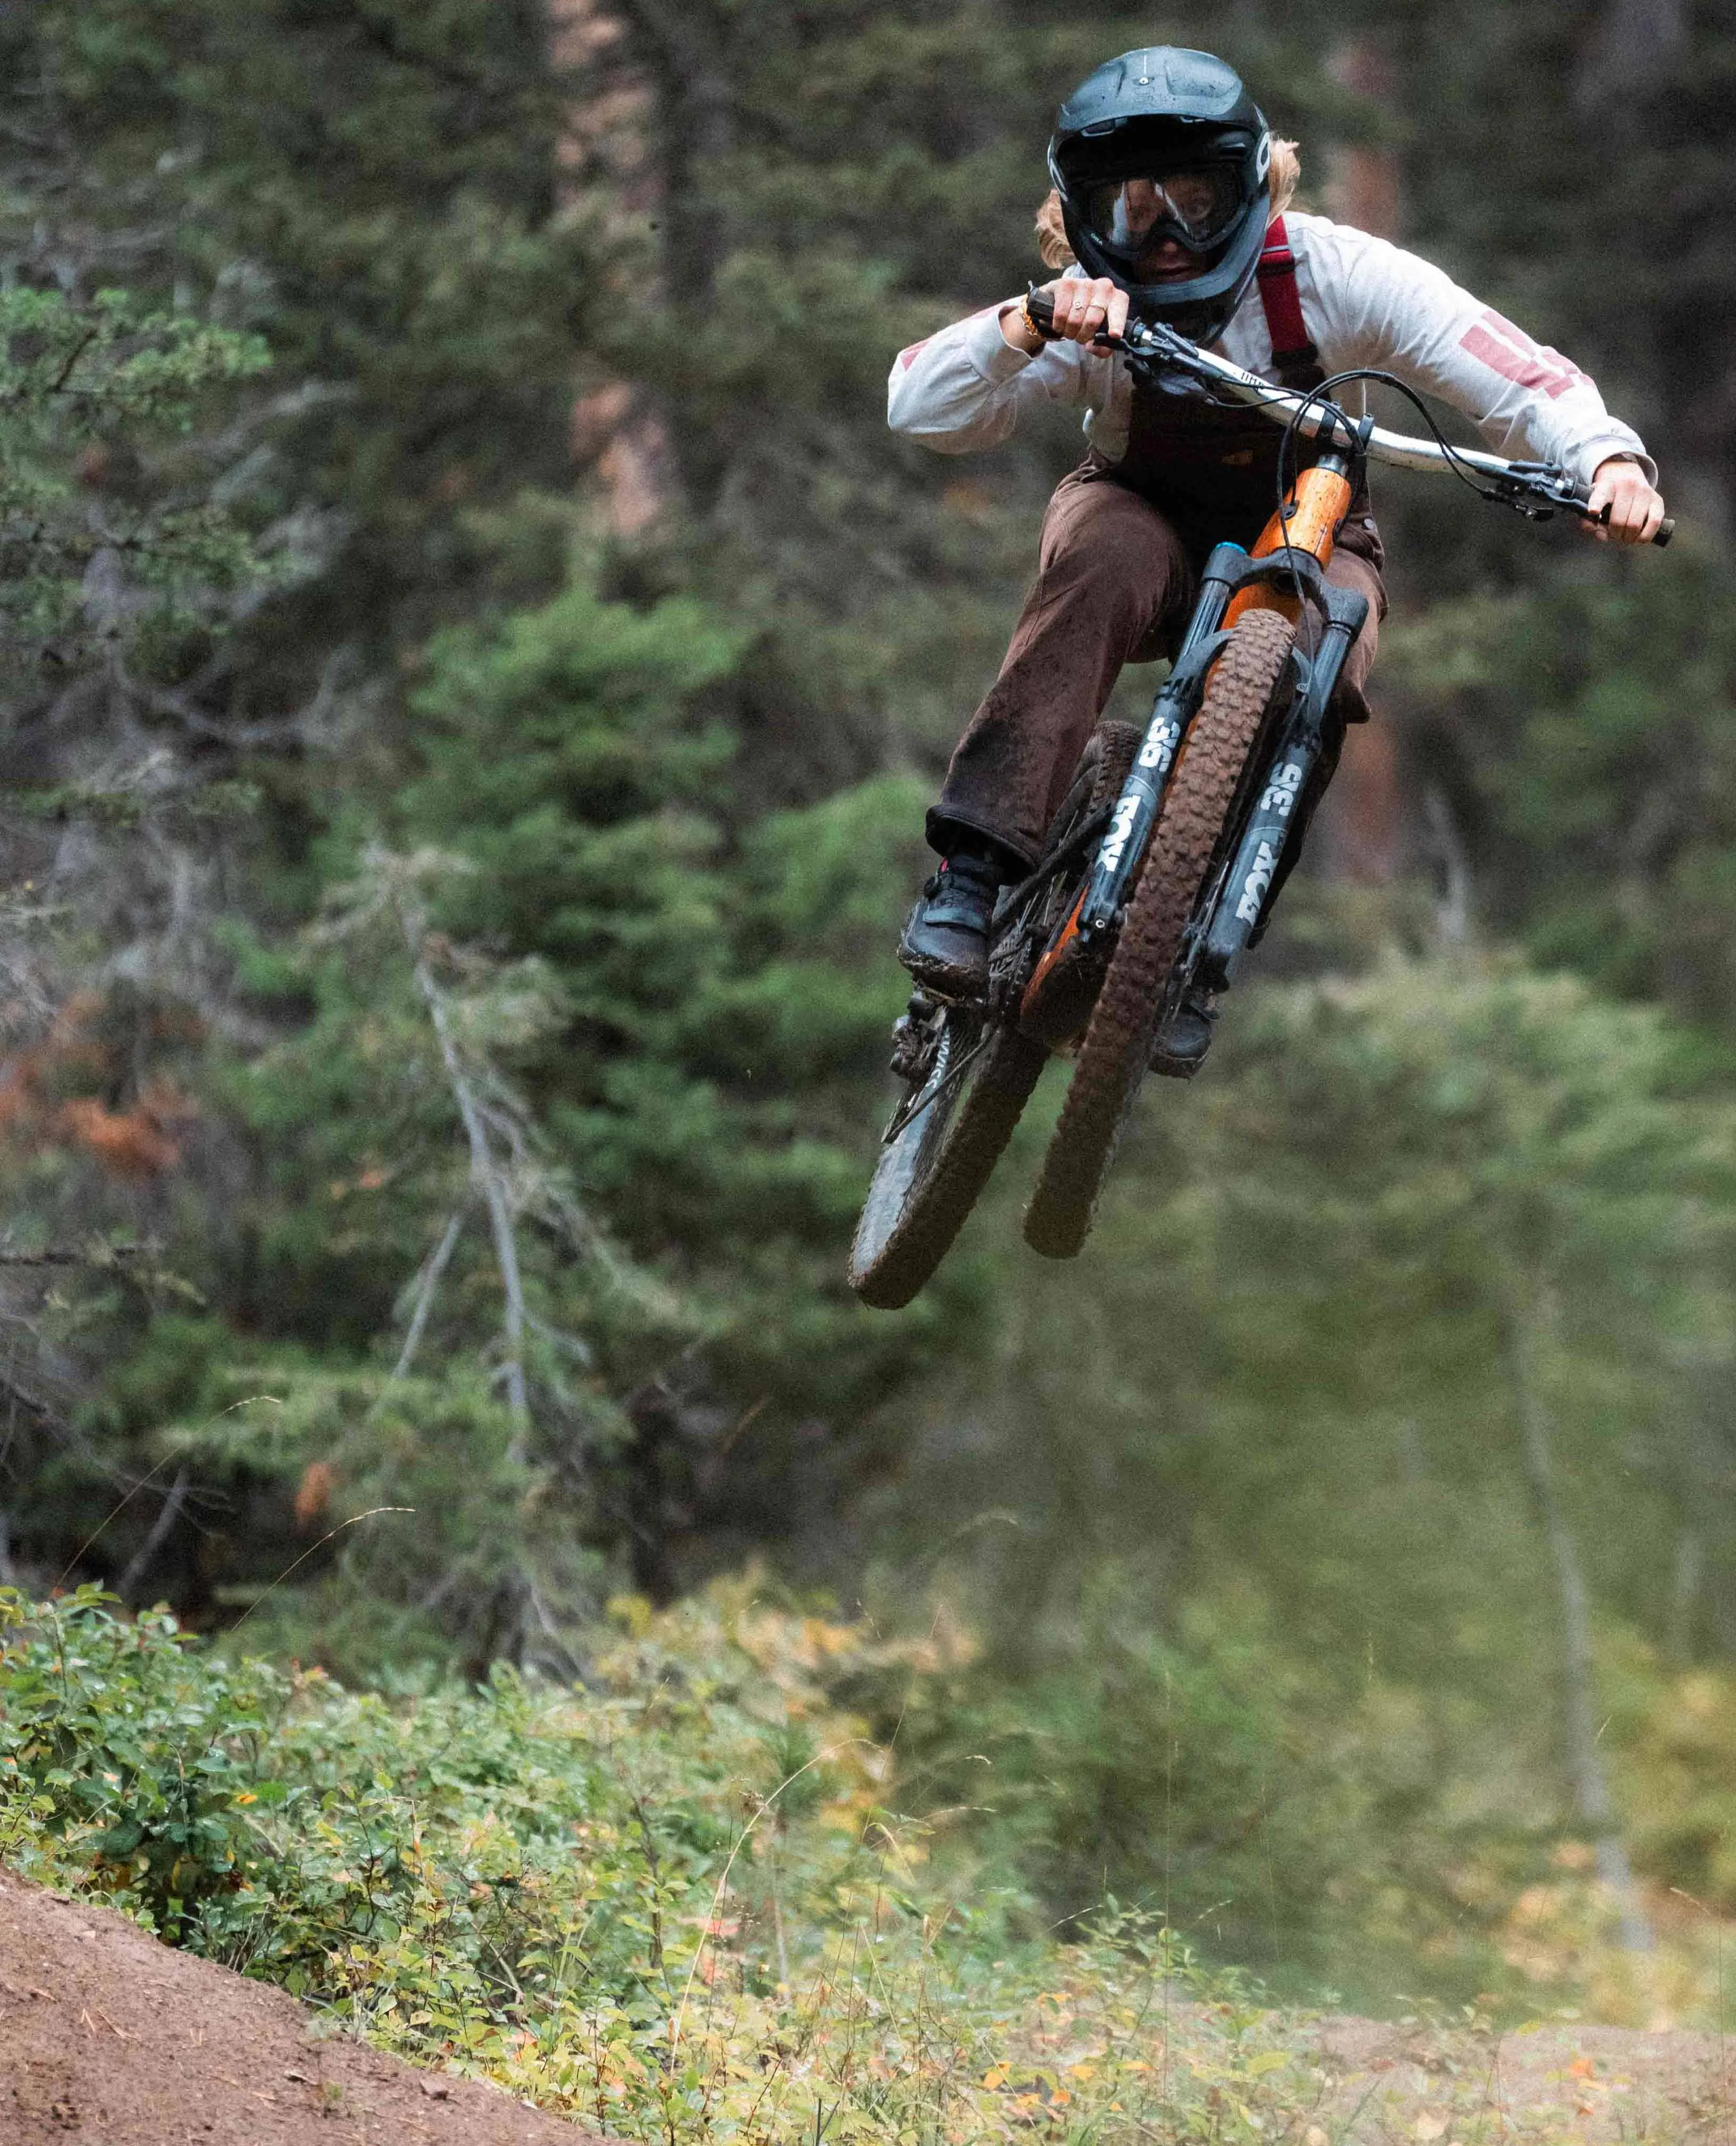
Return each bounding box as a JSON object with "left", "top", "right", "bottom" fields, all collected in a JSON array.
[
  {"left": 1147, "top": 1039, "right": 1209, "bottom": 1080},
  {"left": 1148, "top": 992, "right": 1219, "bottom": 1078}
]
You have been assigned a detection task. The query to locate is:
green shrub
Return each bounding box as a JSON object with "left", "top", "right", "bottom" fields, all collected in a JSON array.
[{"left": 2, "top": 1581, "right": 1323, "bottom": 2142}]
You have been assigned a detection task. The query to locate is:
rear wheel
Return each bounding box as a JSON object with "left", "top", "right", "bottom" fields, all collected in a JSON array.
[
  {"left": 849, "top": 721, "right": 1139, "bottom": 1310},
  {"left": 1019, "top": 720, "right": 1142, "bottom": 1050},
  {"left": 1023, "top": 609, "right": 1296, "bottom": 1260},
  {"left": 849, "top": 1006, "right": 1045, "bottom": 1309}
]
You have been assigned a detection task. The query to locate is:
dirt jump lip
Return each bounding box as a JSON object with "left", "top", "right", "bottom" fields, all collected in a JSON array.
[
  {"left": 0, "top": 1864, "right": 605, "bottom": 2146},
  {"left": 5, "top": 1860, "right": 1732, "bottom": 2144}
]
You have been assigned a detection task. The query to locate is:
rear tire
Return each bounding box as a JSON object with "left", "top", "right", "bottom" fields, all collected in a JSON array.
[
  {"left": 1018, "top": 721, "right": 1142, "bottom": 1051},
  {"left": 849, "top": 722, "right": 1139, "bottom": 1310},
  {"left": 849, "top": 1009, "right": 1045, "bottom": 1309},
  {"left": 1023, "top": 609, "right": 1296, "bottom": 1260}
]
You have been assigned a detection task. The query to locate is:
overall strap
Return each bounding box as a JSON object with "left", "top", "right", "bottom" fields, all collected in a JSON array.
[{"left": 1255, "top": 215, "right": 1324, "bottom": 391}]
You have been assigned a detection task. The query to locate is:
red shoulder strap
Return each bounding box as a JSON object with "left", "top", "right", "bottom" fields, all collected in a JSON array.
[{"left": 1255, "top": 216, "right": 1322, "bottom": 389}]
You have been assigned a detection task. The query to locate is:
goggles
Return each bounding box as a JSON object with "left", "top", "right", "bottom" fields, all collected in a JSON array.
[{"left": 1080, "top": 164, "right": 1245, "bottom": 260}]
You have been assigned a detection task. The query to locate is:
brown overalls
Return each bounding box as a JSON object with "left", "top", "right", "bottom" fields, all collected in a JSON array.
[{"left": 928, "top": 255, "right": 1387, "bottom": 873}]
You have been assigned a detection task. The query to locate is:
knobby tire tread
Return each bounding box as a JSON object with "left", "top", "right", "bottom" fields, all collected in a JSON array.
[
  {"left": 1024, "top": 609, "right": 1296, "bottom": 1260},
  {"left": 1086, "top": 722, "right": 1143, "bottom": 815}
]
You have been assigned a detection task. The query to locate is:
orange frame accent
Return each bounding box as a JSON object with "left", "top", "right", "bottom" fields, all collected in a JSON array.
[{"left": 1019, "top": 460, "right": 1351, "bottom": 1036}]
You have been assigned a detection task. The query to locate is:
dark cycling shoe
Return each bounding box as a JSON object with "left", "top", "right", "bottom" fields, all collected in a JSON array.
[
  {"left": 1149, "top": 986, "right": 1219, "bottom": 1079},
  {"left": 898, "top": 851, "right": 1003, "bottom": 998}
]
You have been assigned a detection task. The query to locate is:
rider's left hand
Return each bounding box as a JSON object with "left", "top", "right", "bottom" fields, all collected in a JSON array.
[{"left": 1585, "top": 457, "right": 1667, "bottom": 545}]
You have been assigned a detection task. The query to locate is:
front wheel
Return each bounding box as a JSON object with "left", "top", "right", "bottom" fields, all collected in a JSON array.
[
  {"left": 849, "top": 1006, "right": 1046, "bottom": 1309},
  {"left": 1023, "top": 608, "right": 1296, "bottom": 1260}
]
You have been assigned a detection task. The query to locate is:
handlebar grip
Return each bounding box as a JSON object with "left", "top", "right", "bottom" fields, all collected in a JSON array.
[
  {"left": 1570, "top": 475, "right": 1674, "bottom": 546},
  {"left": 1023, "top": 284, "right": 1059, "bottom": 339}
]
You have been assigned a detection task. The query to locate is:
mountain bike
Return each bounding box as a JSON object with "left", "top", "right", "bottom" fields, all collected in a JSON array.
[{"left": 850, "top": 299, "right": 1674, "bottom": 1309}]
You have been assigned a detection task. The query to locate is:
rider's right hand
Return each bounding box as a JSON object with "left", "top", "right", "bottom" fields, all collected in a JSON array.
[{"left": 1002, "top": 276, "right": 1129, "bottom": 355}]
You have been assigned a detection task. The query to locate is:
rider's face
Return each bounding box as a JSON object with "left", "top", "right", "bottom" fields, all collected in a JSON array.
[
  {"left": 1112, "top": 176, "right": 1213, "bottom": 280},
  {"left": 1139, "top": 233, "right": 1205, "bottom": 280}
]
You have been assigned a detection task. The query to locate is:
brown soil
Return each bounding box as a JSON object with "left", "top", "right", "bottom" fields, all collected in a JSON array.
[{"left": 0, "top": 1866, "right": 603, "bottom": 2146}]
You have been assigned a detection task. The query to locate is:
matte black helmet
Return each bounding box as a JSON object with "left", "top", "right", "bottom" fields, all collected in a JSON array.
[{"left": 1048, "top": 47, "right": 1272, "bottom": 341}]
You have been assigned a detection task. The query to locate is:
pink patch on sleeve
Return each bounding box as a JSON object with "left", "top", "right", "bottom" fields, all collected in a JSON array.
[
  {"left": 1458, "top": 309, "right": 1587, "bottom": 401},
  {"left": 897, "top": 338, "right": 932, "bottom": 372}
]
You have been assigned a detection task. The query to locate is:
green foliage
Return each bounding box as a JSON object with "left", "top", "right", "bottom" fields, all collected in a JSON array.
[
  {"left": 888, "top": 953, "right": 1736, "bottom": 2005},
  {"left": 1387, "top": 548, "right": 1736, "bottom": 1024},
  {"left": 0, "top": 1585, "right": 285, "bottom": 1938},
  {"left": 27, "top": 0, "right": 590, "bottom": 641},
  {"left": 0, "top": 285, "right": 267, "bottom": 668},
  {"left": 2, "top": 1583, "right": 1328, "bottom": 2142}
]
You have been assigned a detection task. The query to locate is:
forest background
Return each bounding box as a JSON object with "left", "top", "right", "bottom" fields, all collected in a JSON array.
[{"left": 4, "top": 0, "right": 1736, "bottom": 2027}]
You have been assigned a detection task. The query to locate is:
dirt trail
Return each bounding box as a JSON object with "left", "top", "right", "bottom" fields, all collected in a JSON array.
[
  {"left": 1312, "top": 2011, "right": 1736, "bottom": 2142},
  {"left": 0, "top": 1867, "right": 603, "bottom": 2146},
  {"left": 6, "top": 1863, "right": 1736, "bottom": 2144}
]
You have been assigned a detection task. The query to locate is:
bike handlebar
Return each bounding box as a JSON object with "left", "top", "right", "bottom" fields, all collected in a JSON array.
[{"left": 1021, "top": 289, "right": 1674, "bottom": 548}]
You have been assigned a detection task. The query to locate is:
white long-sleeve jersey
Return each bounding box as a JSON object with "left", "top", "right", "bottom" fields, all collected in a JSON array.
[{"left": 887, "top": 212, "right": 1653, "bottom": 493}]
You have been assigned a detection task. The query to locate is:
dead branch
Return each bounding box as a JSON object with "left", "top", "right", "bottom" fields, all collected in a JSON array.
[
  {"left": 116, "top": 1463, "right": 189, "bottom": 1600},
  {"left": 396, "top": 900, "right": 531, "bottom": 1457},
  {"left": 389, "top": 1207, "right": 468, "bottom": 1384}
]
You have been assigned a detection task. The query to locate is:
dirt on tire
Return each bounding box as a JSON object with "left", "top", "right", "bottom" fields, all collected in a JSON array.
[
  {"left": 848, "top": 1018, "right": 1045, "bottom": 1308},
  {"left": 0, "top": 1864, "right": 605, "bottom": 2146},
  {"left": 1024, "top": 606, "right": 1296, "bottom": 1260}
]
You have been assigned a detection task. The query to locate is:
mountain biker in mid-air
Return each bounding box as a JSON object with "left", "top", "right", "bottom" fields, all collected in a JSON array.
[{"left": 889, "top": 46, "right": 1667, "bottom": 1071}]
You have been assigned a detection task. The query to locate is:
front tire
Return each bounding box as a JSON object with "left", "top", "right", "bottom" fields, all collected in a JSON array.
[{"left": 1023, "top": 609, "right": 1296, "bottom": 1260}]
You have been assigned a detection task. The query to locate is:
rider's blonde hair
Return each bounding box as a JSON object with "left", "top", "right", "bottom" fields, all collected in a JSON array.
[{"left": 1034, "top": 138, "right": 1301, "bottom": 270}]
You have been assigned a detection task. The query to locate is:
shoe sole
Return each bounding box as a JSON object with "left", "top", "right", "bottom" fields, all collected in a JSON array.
[{"left": 897, "top": 942, "right": 988, "bottom": 1004}]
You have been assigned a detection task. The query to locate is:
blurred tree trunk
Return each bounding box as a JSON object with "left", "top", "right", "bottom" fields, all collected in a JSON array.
[
  {"left": 1509, "top": 1281, "right": 1655, "bottom": 1954},
  {"left": 1576, "top": 0, "right": 1730, "bottom": 532},
  {"left": 569, "top": 0, "right": 736, "bottom": 512},
  {"left": 551, "top": 0, "right": 677, "bottom": 533}
]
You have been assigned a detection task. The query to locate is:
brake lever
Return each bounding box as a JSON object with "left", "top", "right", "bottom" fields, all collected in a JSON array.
[{"left": 1507, "top": 472, "right": 1675, "bottom": 547}]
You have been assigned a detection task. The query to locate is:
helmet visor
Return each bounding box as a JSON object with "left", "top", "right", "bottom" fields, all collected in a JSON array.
[{"left": 1080, "top": 164, "right": 1245, "bottom": 268}]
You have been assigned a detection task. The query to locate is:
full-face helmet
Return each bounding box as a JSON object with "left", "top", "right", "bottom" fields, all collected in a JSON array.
[{"left": 1049, "top": 47, "right": 1272, "bottom": 341}]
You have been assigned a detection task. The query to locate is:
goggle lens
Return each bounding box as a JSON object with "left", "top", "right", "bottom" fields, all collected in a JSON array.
[{"left": 1084, "top": 166, "right": 1240, "bottom": 251}]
